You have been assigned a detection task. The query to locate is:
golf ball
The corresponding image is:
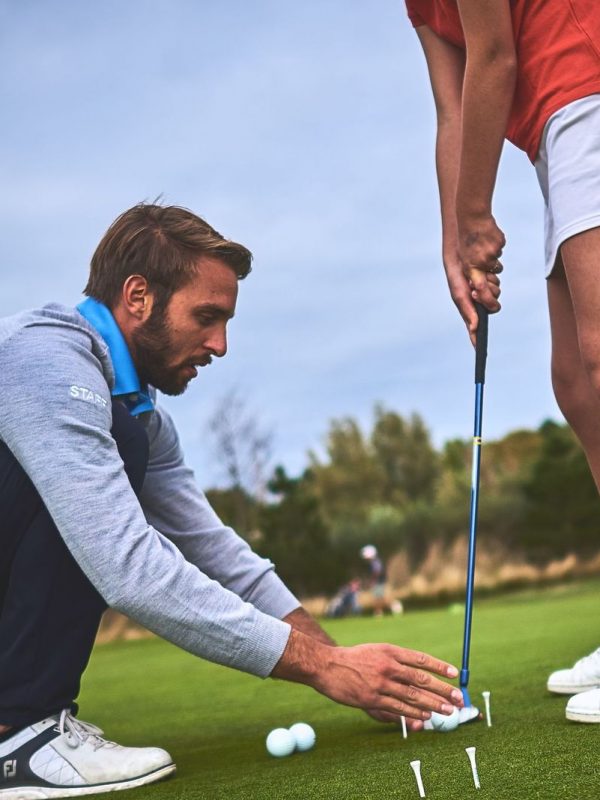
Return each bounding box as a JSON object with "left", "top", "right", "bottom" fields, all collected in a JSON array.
[
  {"left": 430, "top": 707, "right": 460, "bottom": 732},
  {"left": 266, "top": 728, "right": 295, "bottom": 758},
  {"left": 289, "top": 722, "right": 316, "bottom": 752}
]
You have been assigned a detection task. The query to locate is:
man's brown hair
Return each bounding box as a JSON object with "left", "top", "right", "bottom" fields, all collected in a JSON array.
[{"left": 84, "top": 202, "right": 252, "bottom": 309}]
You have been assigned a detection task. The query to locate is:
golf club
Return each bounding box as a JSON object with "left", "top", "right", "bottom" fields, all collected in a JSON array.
[{"left": 460, "top": 302, "right": 489, "bottom": 708}]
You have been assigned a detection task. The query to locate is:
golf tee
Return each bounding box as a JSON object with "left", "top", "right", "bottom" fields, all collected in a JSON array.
[
  {"left": 482, "top": 691, "right": 492, "bottom": 727},
  {"left": 465, "top": 747, "right": 481, "bottom": 789},
  {"left": 410, "top": 760, "right": 426, "bottom": 798},
  {"left": 401, "top": 716, "right": 408, "bottom": 739}
]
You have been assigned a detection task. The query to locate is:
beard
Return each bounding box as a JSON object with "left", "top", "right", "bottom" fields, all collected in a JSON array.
[{"left": 130, "top": 306, "right": 191, "bottom": 396}]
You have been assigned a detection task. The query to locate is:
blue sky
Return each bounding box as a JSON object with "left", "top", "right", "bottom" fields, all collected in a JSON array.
[{"left": 0, "top": 1, "right": 558, "bottom": 486}]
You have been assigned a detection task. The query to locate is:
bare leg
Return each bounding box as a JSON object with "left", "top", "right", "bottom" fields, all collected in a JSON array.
[{"left": 547, "top": 237, "right": 600, "bottom": 490}]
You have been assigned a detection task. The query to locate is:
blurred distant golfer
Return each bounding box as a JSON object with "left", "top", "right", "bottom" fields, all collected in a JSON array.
[
  {"left": 0, "top": 203, "right": 464, "bottom": 798},
  {"left": 360, "top": 545, "right": 387, "bottom": 616},
  {"left": 405, "top": 0, "right": 600, "bottom": 723}
]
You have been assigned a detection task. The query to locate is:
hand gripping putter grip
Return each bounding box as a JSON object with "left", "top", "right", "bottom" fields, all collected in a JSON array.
[{"left": 460, "top": 303, "right": 489, "bottom": 707}]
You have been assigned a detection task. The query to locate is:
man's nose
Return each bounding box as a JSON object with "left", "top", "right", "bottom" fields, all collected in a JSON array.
[{"left": 206, "top": 328, "right": 227, "bottom": 358}]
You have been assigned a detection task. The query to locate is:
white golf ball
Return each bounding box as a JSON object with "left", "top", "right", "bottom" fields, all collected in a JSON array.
[
  {"left": 266, "top": 727, "right": 295, "bottom": 758},
  {"left": 289, "top": 722, "right": 316, "bottom": 752},
  {"left": 430, "top": 706, "right": 460, "bottom": 732}
]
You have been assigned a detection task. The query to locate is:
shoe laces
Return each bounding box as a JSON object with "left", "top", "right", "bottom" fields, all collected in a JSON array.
[{"left": 57, "top": 710, "right": 112, "bottom": 751}]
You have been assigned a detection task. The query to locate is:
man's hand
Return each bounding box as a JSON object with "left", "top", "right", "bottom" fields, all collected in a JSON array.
[
  {"left": 313, "top": 643, "right": 463, "bottom": 722},
  {"left": 271, "top": 629, "right": 463, "bottom": 724},
  {"left": 282, "top": 607, "right": 425, "bottom": 727}
]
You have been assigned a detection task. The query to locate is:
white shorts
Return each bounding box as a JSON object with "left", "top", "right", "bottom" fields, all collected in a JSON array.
[{"left": 534, "top": 94, "right": 600, "bottom": 277}]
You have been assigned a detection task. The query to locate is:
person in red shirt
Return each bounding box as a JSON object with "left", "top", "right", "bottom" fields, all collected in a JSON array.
[{"left": 405, "top": 0, "right": 600, "bottom": 724}]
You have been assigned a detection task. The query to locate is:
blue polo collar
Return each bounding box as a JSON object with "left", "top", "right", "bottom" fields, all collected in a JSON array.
[{"left": 76, "top": 297, "right": 154, "bottom": 417}]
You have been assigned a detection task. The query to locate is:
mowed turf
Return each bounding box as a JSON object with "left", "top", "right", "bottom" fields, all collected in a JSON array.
[{"left": 79, "top": 579, "right": 599, "bottom": 799}]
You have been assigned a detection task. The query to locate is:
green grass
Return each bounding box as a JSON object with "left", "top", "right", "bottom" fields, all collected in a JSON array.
[{"left": 79, "top": 580, "right": 600, "bottom": 799}]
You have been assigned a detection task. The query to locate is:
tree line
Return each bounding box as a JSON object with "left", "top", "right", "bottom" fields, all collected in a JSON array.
[{"left": 206, "top": 398, "right": 600, "bottom": 598}]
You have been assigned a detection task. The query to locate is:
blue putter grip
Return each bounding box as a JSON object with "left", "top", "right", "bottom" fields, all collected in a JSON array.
[{"left": 474, "top": 304, "right": 489, "bottom": 385}]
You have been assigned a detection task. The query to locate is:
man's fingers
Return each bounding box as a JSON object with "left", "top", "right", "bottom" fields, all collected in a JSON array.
[
  {"left": 374, "top": 697, "right": 432, "bottom": 720},
  {"left": 380, "top": 678, "right": 461, "bottom": 714},
  {"left": 386, "top": 670, "right": 463, "bottom": 707},
  {"left": 373, "top": 694, "right": 457, "bottom": 721},
  {"left": 391, "top": 647, "right": 459, "bottom": 680},
  {"left": 365, "top": 709, "right": 397, "bottom": 723},
  {"left": 365, "top": 709, "right": 423, "bottom": 729}
]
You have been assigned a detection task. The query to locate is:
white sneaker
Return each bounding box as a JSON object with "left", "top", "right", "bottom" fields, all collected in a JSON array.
[
  {"left": 0, "top": 710, "right": 175, "bottom": 799},
  {"left": 566, "top": 688, "right": 600, "bottom": 723},
  {"left": 546, "top": 647, "right": 600, "bottom": 695}
]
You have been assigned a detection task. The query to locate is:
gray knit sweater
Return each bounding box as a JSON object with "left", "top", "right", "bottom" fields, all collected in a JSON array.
[{"left": 0, "top": 304, "right": 298, "bottom": 677}]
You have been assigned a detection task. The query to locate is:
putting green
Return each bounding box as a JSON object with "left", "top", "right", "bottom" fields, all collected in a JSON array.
[{"left": 80, "top": 579, "right": 600, "bottom": 799}]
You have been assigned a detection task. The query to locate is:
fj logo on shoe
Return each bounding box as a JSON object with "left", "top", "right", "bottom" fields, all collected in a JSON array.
[{"left": 2, "top": 760, "right": 16, "bottom": 779}]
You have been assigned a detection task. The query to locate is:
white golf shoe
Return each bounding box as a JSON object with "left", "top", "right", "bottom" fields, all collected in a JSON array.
[
  {"left": 0, "top": 709, "right": 175, "bottom": 799},
  {"left": 565, "top": 688, "right": 600, "bottom": 723},
  {"left": 546, "top": 647, "right": 600, "bottom": 695}
]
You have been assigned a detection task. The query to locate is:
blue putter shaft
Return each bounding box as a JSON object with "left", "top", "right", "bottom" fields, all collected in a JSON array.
[{"left": 460, "top": 303, "right": 489, "bottom": 707}]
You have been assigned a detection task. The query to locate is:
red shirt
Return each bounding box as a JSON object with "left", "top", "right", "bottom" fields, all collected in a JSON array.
[{"left": 406, "top": 0, "right": 600, "bottom": 162}]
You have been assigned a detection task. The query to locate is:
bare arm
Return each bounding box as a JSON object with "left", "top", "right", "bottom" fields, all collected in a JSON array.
[
  {"left": 415, "top": 3, "right": 515, "bottom": 336},
  {"left": 455, "top": 0, "right": 516, "bottom": 305},
  {"left": 417, "top": 25, "right": 502, "bottom": 340},
  {"left": 417, "top": 25, "right": 487, "bottom": 340},
  {"left": 417, "top": 27, "right": 464, "bottom": 272}
]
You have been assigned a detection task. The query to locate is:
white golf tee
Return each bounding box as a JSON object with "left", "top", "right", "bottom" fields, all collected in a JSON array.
[
  {"left": 465, "top": 746, "right": 481, "bottom": 789},
  {"left": 482, "top": 691, "right": 492, "bottom": 727},
  {"left": 400, "top": 716, "right": 408, "bottom": 739},
  {"left": 410, "top": 759, "right": 426, "bottom": 798}
]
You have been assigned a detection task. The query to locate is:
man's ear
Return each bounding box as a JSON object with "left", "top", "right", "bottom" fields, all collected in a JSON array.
[{"left": 121, "top": 275, "right": 153, "bottom": 321}]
